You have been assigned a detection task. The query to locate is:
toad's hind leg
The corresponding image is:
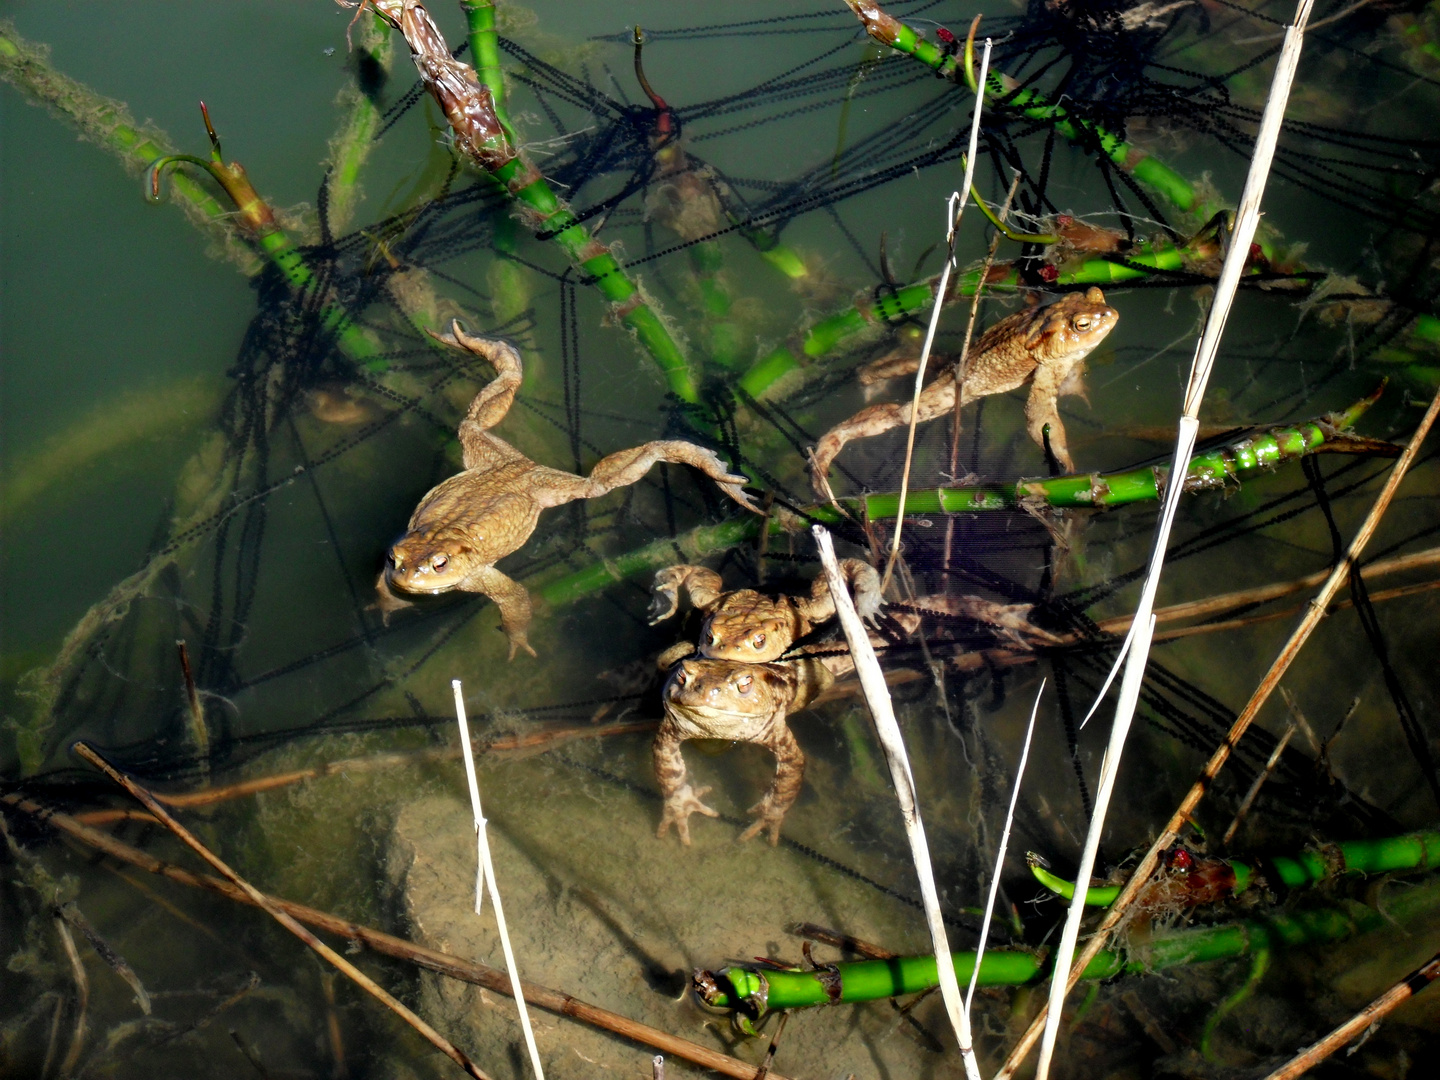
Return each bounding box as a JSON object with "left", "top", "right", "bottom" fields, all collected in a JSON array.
[
  {"left": 737, "top": 718, "right": 806, "bottom": 845},
  {"left": 540, "top": 441, "right": 758, "bottom": 513},
  {"left": 464, "top": 564, "right": 537, "bottom": 660},
  {"left": 809, "top": 371, "right": 958, "bottom": 498},
  {"left": 431, "top": 321, "right": 527, "bottom": 471}
]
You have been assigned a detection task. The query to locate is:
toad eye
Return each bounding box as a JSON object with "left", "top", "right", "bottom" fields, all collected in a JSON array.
[
  {"left": 735, "top": 674, "right": 753, "bottom": 694},
  {"left": 391, "top": 555, "right": 405, "bottom": 571},
  {"left": 750, "top": 632, "right": 766, "bottom": 650},
  {"left": 431, "top": 554, "right": 448, "bottom": 571},
  {"left": 674, "top": 668, "right": 689, "bottom": 687},
  {"left": 710, "top": 631, "right": 722, "bottom": 648},
  {"left": 1073, "top": 315, "right": 1094, "bottom": 331}
]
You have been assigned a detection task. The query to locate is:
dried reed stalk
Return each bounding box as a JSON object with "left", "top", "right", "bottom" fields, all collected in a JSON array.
[
  {"left": 452, "top": 680, "right": 545, "bottom": 1080},
  {"left": 1016, "top": 2, "right": 1318, "bottom": 1075},
  {"left": 813, "top": 525, "right": 982, "bottom": 1080},
  {"left": 1259, "top": 950, "right": 1440, "bottom": 1080},
  {"left": 883, "top": 34, "right": 991, "bottom": 593},
  {"left": 72, "top": 719, "right": 657, "bottom": 826}
]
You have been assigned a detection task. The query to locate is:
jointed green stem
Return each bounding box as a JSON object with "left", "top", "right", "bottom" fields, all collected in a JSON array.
[
  {"left": 536, "top": 392, "right": 1387, "bottom": 608},
  {"left": 1030, "top": 830, "right": 1440, "bottom": 907},
  {"left": 696, "top": 874, "right": 1440, "bottom": 1013}
]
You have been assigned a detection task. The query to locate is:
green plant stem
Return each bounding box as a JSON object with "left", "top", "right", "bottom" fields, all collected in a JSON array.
[
  {"left": 0, "top": 25, "right": 231, "bottom": 249},
  {"left": 537, "top": 392, "right": 1385, "bottom": 607},
  {"left": 1201, "top": 948, "right": 1269, "bottom": 1062},
  {"left": 738, "top": 246, "right": 1198, "bottom": 398},
  {"left": 842, "top": 1, "right": 1197, "bottom": 212},
  {"left": 325, "top": 12, "right": 393, "bottom": 234},
  {"left": 696, "top": 876, "right": 1440, "bottom": 1013},
  {"left": 372, "top": 0, "right": 699, "bottom": 402},
  {"left": 0, "top": 23, "right": 396, "bottom": 367},
  {"left": 1032, "top": 829, "right": 1440, "bottom": 907},
  {"left": 460, "top": 0, "right": 514, "bottom": 142}
]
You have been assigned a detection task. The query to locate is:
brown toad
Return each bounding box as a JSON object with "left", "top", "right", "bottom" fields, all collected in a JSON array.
[
  {"left": 377, "top": 321, "right": 758, "bottom": 658},
  {"left": 654, "top": 656, "right": 832, "bottom": 845},
  {"left": 647, "top": 559, "right": 882, "bottom": 665},
  {"left": 810, "top": 287, "right": 1119, "bottom": 495}
]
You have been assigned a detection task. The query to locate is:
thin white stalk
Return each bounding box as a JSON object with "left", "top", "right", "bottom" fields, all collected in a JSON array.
[
  {"left": 813, "top": 526, "right": 982, "bottom": 1080},
  {"left": 1031, "top": 3, "right": 1314, "bottom": 1077},
  {"left": 883, "top": 37, "right": 991, "bottom": 590},
  {"left": 452, "top": 680, "right": 546, "bottom": 1080},
  {"left": 966, "top": 678, "right": 1044, "bottom": 1014}
]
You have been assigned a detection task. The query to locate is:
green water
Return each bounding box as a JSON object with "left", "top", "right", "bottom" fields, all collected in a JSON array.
[{"left": 3, "top": 1, "right": 1440, "bottom": 1077}]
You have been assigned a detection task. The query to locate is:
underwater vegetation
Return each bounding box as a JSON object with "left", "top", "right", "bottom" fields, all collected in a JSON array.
[{"left": 3, "top": 1, "right": 1440, "bottom": 1078}]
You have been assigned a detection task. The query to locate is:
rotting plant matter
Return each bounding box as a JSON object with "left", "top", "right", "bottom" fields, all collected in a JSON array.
[{"left": 348, "top": 0, "right": 702, "bottom": 401}]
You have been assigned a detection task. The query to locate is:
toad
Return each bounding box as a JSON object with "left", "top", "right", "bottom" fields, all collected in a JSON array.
[
  {"left": 648, "top": 559, "right": 883, "bottom": 665},
  {"left": 654, "top": 656, "right": 832, "bottom": 845},
  {"left": 810, "top": 287, "right": 1119, "bottom": 496},
  {"left": 377, "top": 321, "right": 758, "bottom": 657}
]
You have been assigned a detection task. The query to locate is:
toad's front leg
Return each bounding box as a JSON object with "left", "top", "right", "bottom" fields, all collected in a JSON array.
[
  {"left": 648, "top": 564, "right": 726, "bottom": 624},
  {"left": 464, "top": 564, "right": 537, "bottom": 660},
  {"left": 1025, "top": 361, "right": 1077, "bottom": 473},
  {"left": 653, "top": 721, "right": 718, "bottom": 845},
  {"left": 737, "top": 718, "right": 806, "bottom": 845}
]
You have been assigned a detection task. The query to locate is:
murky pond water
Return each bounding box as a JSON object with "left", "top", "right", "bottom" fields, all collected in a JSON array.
[{"left": 4, "top": 1, "right": 1440, "bottom": 1077}]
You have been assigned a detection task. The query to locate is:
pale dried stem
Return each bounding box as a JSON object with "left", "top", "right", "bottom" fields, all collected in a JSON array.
[
  {"left": 1019, "top": 3, "right": 1320, "bottom": 1074},
  {"left": 948, "top": 176, "right": 1020, "bottom": 477},
  {"left": 452, "top": 680, "right": 545, "bottom": 1080},
  {"left": 883, "top": 37, "right": 991, "bottom": 595},
  {"left": 814, "top": 525, "right": 982, "bottom": 1080}
]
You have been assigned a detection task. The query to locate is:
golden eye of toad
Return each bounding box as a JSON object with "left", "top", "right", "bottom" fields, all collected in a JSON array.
[
  {"left": 1074, "top": 316, "right": 1092, "bottom": 331},
  {"left": 433, "top": 555, "right": 447, "bottom": 570},
  {"left": 751, "top": 632, "right": 766, "bottom": 649},
  {"left": 736, "top": 675, "right": 753, "bottom": 693}
]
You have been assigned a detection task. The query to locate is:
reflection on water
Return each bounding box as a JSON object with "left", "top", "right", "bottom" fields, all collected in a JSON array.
[{"left": 3, "top": 1, "right": 1439, "bottom": 1077}]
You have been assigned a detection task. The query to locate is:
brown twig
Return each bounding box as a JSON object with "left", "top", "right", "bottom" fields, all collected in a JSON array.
[
  {"left": 1093, "top": 546, "right": 1440, "bottom": 635},
  {"left": 1220, "top": 721, "right": 1295, "bottom": 847},
  {"left": 72, "top": 718, "right": 658, "bottom": 826},
  {"left": 71, "top": 742, "right": 496, "bottom": 1080},
  {"left": 56, "top": 901, "right": 151, "bottom": 1015},
  {"left": 792, "top": 922, "right": 897, "bottom": 960},
  {"left": 1260, "top": 950, "right": 1440, "bottom": 1080},
  {"left": 996, "top": 380, "right": 1440, "bottom": 1079},
  {"left": 948, "top": 175, "right": 1020, "bottom": 477},
  {"left": 176, "top": 639, "right": 209, "bottom": 771},
  {"left": 4, "top": 791, "right": 788, "bottom": 1080},
  {"left": 753, "top": 1011, "right": 791, "bottom": 1080}
]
